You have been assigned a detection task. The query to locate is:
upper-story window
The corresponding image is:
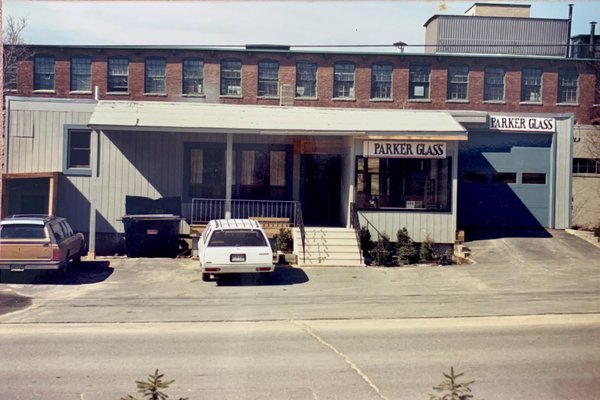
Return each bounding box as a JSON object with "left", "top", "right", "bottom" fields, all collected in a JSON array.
[
  {"left": 258, "top": 60, "right": 279, "bottom": 97},
  {"left": 145, "top": 57, "right": 166, "bottom": 94},
  {"left": 63, "top": 126, "right": 92, "bottom": 176},
  {"left": 70, "top": 56, "right": 92, "bottom": 92},
  {"left": 371, "top": 63, "right": 393, "bottom": 100},
  {"left": 521, "top": 67, "right": 542, "bottom": 103},
  {"left": 447, "top": 65, "right": 469, "bottom": 101},
  {"left": 34, "top": 55, "right": 55, "bottom": 91},
  {"left": 333, "top": 62, "right": 355, "bottom": 99},
  {"left": 183, "top": 58, "right": 204, "bottom": 95},
  {"left": 296, "top": 62, "right": 317, "bottom": 98},
  {"left": 107, "top": 57, "right": 129, "bottom": 93},
  {"left": 221, "top": 59, "right": 242, "bottom": 96},
  {"left": 484, "top": 66, "right": 505, "bottom": 102},
  {"left": 409, "top": 64, "right": 430, "bottom": 100},
  {"left": 557, "top": 67, "right": 579, "bottom": 104}
]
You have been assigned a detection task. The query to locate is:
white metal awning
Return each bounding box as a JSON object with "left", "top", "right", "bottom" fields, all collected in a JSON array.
[{"left": 88, "top": 101, "right": 468, "bottom": 140}]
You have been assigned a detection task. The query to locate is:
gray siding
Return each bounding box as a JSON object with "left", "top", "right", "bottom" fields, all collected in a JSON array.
[
  {"left": 433, "top": 16, "right": 568, "bottom": 56},
  {"left": 553, "top": 116, "right": 573, "bottom": 229},
  {"left": 6, "top": 100, "right": 95, "bottom": 173}
]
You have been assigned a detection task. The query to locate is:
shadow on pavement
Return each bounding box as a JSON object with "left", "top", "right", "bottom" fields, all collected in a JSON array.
[
  {"left": 464, "top": 228, "right": 552, "bottom": 242},
  {"left": 215, "top": 265, "right": 309, "bottom": 287},
  {"left": 0, "top": 261, "right": 114, "bottom": 285},
  {"left": 0, "top": 291, "right": 32, "bottom": 316}
]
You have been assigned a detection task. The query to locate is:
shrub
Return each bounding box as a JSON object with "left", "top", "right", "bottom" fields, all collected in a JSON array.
[
  {"left": 370, "top": 233, "right": 395, "bottom": 266},
  {"left": 435, "top": 248, "right": 454, "bottom": 266},
  {"left": 275, "top": 227, "right": 293, "bottom": 252},
  {"left": 396, "top": 227, "right": 417, "bottom": 265},
  {"left": 429, "top": 366, "right": 479, "bottom": 400},
  {"left": 358, "top": 226, "right": 374, "bottom": 257},
  {"left": 593, "top": 221, "right": 600, "bottom": 238},
  {"left": 419, "top": 235, "right": 435, "bottom": 262},
  {"left": 121, "top": 369, "right": 188, "bottom": 400}
]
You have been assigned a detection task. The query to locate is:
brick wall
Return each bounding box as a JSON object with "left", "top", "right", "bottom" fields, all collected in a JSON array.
[{"left": 11, "top": 45, "right": 597, "bottom": 124}]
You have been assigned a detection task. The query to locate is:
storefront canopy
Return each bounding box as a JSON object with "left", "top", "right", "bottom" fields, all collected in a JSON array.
[{"left": 88, "top": 101, "right": 468, "bottom": 140}]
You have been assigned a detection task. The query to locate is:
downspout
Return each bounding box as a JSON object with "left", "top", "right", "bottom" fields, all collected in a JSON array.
[{"left": 566, "top": 4, "right": 573, "bottom": 58}]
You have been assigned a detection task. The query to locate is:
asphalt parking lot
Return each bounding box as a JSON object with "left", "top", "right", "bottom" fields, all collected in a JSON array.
[{"left": 1, "top": 228, "right": 599, "bottom": 323}]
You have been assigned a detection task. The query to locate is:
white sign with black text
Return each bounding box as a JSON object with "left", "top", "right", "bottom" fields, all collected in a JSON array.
[
  {"left": 363, "top": 141, "right": 447, "bottom": 158},
  {"left": 489, "top": 115, "right": 556, "bottom": 133}
]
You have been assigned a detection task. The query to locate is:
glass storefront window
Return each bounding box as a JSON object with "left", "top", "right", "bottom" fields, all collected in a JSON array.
[{"left": 355, "top": 157, "right": 451, "bottom": 211}]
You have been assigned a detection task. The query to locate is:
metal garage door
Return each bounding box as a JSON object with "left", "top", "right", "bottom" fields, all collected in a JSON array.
[{"left": 458, "top": 132, "right": 553, "bottom": 228}]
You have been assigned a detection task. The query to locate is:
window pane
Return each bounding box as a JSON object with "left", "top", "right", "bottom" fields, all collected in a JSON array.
[
  {"left": 522, "top": 173, "right": 546, "bottom": 184},
  {"left": 409, "top": 64, "right": 430, "bottom": 99},
  {"left": 145, "top": 58, "right": 166, "bottom": 93},
  {"left": 108, "top": 57, "right": 129, "bottom": 92},
  {"left": 447, "top": 65, "right": 468, "bottom": 100},
  {"left": 71, "top": 56, "right": 91, "bottom": 91},
  {"left": 68, "top": 130, "right": 91, "bottom": 169},
  {"left": 189, "top": 148, "right": 225, "bottom": 198},
  {"left": 492, "top": 172, "right": 516, "bottom": 184},
  {"left": 558, "top": 67, "right": 578, "bottom": 103},
  {"left": 270, "top": 151, "right": 286, "bottom": 186},
  {"left": 484, "top": 67, "right": 505, "bottom": 101},
  {"left": 258, "top": 61, "right": 279, "bottom": 97},
  {"left": 371, "top": 64, "right": 392, "bottom": 99},
  {"left": 333, "top": 62, "right": 355, "bottom": 98},
  {"left": 355, "top": 157, "right": 451, "bottom": 210},
  {"left": 221, "top": 60, "right": 242, "bottom": 96},
  {"left": 0, "top": 224, "right": 46, "bottom": 239},
  {"left": 183, "top": 58, "right": 204, "bottom": 95},
  {"left": 296, "top": 62, "right": 317, "bottom": 97},
  {"left": 34, "top": 56, "right": 55, "bottom": 90},
  {"left": 521, "top": 67, "right": 542, "bottom": 102},
  {"left": 462, "top": 171, "right": 486, "bottom": 183}
]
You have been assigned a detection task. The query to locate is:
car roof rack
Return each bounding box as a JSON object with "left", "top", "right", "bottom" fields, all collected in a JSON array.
[{"left": 5, "top": 214, "right": 55, "bottom": 222}]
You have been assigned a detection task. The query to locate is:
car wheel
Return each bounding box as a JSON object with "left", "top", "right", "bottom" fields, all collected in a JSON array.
[{"left": 202, "top": 273, "right": 210, "bottom": 282}]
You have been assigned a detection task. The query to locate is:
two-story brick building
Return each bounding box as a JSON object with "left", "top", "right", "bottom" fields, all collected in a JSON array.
[{"left": 2, "top": 5, "right": 597, "bottom": 262}]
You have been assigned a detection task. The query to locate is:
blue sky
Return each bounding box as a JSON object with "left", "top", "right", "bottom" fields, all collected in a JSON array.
[{"left": 3, "top": 1, "right": 600, "bottom": 52}]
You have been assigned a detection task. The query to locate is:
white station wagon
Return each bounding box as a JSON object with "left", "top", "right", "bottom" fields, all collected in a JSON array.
[{"left": 199, "top": 219, "right": 274, "bottom": 282}]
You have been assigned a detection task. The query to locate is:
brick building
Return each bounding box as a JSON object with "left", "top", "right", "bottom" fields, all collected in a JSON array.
[{"left": 2, "top": 4, "right": 597, "bottom": 262}]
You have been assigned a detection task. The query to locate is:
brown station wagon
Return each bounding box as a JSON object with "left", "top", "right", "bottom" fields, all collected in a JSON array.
[{"left": 0, "top": 215, "right": 86, "bottom": 274}]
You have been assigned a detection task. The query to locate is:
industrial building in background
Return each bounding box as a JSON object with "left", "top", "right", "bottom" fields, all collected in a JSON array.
[{"left": 1, "top": 3, "right": 598, "bottom": 263}]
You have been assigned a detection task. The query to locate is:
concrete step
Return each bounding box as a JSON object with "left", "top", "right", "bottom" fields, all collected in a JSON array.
[{"left": 293, "top": 226, "right": 363, "bottom": 266}]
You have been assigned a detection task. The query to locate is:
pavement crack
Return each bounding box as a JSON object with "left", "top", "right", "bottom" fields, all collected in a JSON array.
[{"left": 293, "top": 320, "right": 388, "bottom": 400}]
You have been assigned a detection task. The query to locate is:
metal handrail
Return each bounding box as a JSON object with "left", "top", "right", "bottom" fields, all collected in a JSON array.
[
  {"left": 295, "top": 204, "right": 306, "bottom": 263},
  {"left": 190, "top": 198, "right": 300, "bottom": 225}
]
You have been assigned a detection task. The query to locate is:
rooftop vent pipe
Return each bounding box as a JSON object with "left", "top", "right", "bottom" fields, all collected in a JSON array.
[
  {"left": 591, "top": 21, "right": 597, "bottom": 58},
  {"left": 566, "top": 4, "right": 573, "bottom": 58}
]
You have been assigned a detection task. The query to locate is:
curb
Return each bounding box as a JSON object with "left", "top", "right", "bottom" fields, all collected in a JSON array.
[{"left": 565, "top": 229, "right": 600, "bottom": 248}]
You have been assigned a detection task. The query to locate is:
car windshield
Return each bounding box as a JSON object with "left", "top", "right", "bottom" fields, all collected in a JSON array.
[
  {"left": 208, "top": 230, "right": 267, "bottom": 247},
  {"left": 0, "top": 224, "right": 47, "bottom": 239}
]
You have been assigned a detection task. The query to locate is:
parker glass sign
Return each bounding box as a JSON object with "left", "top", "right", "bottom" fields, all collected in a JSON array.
[
  {"left": 363, "top": 141, "right": 447, "bottom": 158},
  {"left": 489, "top": 115, "right": 556, "bottom": 133}
]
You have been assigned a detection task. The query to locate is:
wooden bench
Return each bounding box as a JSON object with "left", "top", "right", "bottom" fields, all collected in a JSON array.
[{"left": 250, "top": 217, "right": 291, "bottom": 238}]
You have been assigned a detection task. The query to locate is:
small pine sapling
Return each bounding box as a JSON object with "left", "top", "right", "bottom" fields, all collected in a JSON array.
[
  {"left": 396, "top": 227, "right": 416, "bottom": 265},
  {"left": 121, "top": 369, "right": 188, "bottom": 400},
  {"left": 429, "top": 366, "right": 478, "bottom": 400},
  {"left": 419, "top": 235, "right": 435, "bottom": 262}
]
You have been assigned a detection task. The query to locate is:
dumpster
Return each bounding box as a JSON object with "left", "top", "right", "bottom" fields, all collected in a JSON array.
[
  {"left": 121, "top": 196, "right": 183, "bottom": 258},
  {"left": 121, "top": 214, "right": 183, "bottom": 258}
]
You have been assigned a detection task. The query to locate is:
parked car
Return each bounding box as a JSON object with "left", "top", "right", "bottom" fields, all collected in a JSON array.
[
  {"left": 199, "top": 219, "right": 274, "bottom": 282},
  {"left": 0, "top": 215, "right": 86, "bottom": 274}
]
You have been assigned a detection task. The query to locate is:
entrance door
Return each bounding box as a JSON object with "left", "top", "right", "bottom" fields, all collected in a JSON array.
[{"left": 301, "top": 155, "right": 341, "bottom": 226}]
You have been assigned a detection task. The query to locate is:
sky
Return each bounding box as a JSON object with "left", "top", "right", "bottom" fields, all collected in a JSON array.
[{"left": 3, "top": 0, "right": 600, "bottom": 53}]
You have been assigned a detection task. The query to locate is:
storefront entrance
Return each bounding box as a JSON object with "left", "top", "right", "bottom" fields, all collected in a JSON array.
[{"left": 301, "top": 155, "right": 341, "bottom": 226}]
